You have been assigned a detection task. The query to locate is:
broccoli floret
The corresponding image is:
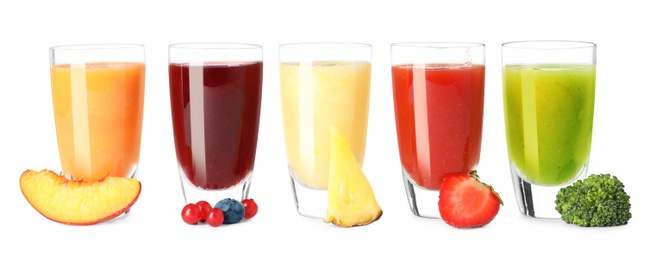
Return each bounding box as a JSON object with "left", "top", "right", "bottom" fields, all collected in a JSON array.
[{"left": 555, "top": 173, "right": 631, "bottom": 227}]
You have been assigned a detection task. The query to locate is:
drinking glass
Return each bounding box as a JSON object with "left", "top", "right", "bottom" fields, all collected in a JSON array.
[
  {"left": 168, "top": 43, "right": 263, "bottom": 205},
  {"left": 502, "top": 40, "right": 596, "bottom": 219},
  {"left": 279, "top": 42, "right": 372, "bottom": 218},
  {"left": 391, "top": 42, "right": 486, "bottom": 218},
  {"left": 49, "top": 44, "right": 145, "bottom": 184}
]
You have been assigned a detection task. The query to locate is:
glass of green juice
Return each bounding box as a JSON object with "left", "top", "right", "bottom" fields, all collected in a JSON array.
[{"left": 502, "top": 40, "right": 596, "bottom": 219}]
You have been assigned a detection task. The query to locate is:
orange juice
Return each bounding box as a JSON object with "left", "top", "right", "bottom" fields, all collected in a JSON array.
[{"left": 50, "top": 62, "right": 145, "bottom": 181}]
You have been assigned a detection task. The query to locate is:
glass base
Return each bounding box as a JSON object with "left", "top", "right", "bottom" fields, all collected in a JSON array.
[
  {"left": 289, "top": 167, "right": 327, "bottom": 219},
  {"left": 178, "top": 166, "right": 252, "bottom": 206},
  {"left": 510, "top": 162, "right": 588, "bottom": 219},
  {"left": 107, "top": 208, "right": 131, "bottom": 223},
  {"left": 403, "top": 168, "right": 441, "bottom": 219},
  {"left": 87, "top": 166, "right": 138, "bottom": 224}
]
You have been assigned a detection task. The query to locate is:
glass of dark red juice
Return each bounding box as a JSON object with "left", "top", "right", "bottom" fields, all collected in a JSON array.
[
  {"left": 391, "top": 42, "right": 486, "bottom": 218},
  {"left": 168, "top": 43, "right": 263, "bottom": 205}
]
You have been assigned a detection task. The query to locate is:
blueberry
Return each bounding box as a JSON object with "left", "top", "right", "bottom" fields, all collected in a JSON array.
[{"left": 215, "top": 198, "right": 245, "bottom": 224}]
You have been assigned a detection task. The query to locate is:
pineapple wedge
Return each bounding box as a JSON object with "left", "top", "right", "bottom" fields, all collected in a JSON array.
[{"left": 324, "top": 123, "right": 383, "bottom": 227}]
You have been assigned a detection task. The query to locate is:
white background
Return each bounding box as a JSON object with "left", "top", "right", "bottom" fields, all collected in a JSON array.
[{"left": 1, "top": 0, "right": 653, "bottom": 259}]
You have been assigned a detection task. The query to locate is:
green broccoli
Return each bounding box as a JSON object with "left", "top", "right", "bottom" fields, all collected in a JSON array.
[{"left": 555, "top": 173, "right": 631, "bottom": 227}]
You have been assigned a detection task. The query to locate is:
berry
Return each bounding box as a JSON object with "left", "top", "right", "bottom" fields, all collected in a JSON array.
[
  {"left": 215, "top": 198, "right": 245, "bottom": 224},
  {"left": 181, "top": 203, "right": 203, "bottom": 225},
  {"left": 196, "top": 200, "right": 212, "bottom": 222},
  {"left": 438, "top": 171, "right": 503, "bottom": 228},
  {"left": 242, "top": 199, "right": 258, "bottom": 219},
  {"left": 206, "top": 208, "right": 225, "bottom": 227}
]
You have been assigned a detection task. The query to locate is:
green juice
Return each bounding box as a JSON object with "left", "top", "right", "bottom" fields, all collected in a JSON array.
[{"left": 503, "top": 64, "right": 595, "bottom": 186}]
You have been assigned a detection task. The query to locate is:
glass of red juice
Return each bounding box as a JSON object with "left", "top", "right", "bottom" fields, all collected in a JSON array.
[
  {"left": 168, "top": 43, "right": 263, "bottom": 205},
  {"left": 391, "top": 42, "right": 485, "bottom": 218}
]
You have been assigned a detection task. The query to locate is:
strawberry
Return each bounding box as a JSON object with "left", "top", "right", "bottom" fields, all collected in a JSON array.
[{"left": 438, "top": 171, "right": 503, "bottom": 228}]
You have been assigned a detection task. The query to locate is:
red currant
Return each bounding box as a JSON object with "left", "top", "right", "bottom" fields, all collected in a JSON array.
[
  {"left": 206, "top": 208, "right": 225, "bottom": 227},
  {"left": 242, "top": 198, "right": 258, "bottom": 219},
  {"left": 181, "top": 203, "right": 202, "bottom": 225},
  {"left": 196, "top": 200, "right": 212, "bottom": 222}
]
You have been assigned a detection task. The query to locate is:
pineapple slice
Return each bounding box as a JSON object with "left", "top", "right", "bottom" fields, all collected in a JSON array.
[{"left": 324, "top": 123, "right": 383, "bottom": 227}]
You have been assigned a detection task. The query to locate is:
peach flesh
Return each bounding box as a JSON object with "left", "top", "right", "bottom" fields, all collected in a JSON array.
[{"left": 19, "top": 169, "right": 141, "bottom": 225}]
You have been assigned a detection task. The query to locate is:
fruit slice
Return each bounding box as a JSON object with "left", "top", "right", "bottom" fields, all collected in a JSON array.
[
  {"left": 438, "top": 171, "right": 503, "bottom": 228},
  {"left": 19, "top": 169, "right": 141, "bottom": 225},
  {"left": 324, "top": 124, "right": 383, "bottom": 227}
]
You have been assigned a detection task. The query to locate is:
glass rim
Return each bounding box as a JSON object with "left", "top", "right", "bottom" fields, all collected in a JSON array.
[
  {"left": 502, "top": 40, "right": 596, "bottom": 50},
  {"left": 49, "top": 43, "right": 144, "bottom": 51},
  {"left": 391, "top": 42, "right": 485, "bottom": 49},
  {"left": 169, "top": 42, "right": 262, "bottom": 50},
  {"left": 279, "top": 42, "right": 371, "bottom": 49}
]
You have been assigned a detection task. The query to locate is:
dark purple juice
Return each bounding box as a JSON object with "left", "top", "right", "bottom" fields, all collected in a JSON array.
[{"left": 169, "top": 62, "right": 263, "bottom": 190}]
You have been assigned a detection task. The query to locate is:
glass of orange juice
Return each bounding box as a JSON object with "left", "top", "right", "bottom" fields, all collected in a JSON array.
[
  {"left": 49, "top": 44, "right": 146, "bottom": 183},
  {"left": 279, "top": 43, "right": 372, "bottom": 218}
]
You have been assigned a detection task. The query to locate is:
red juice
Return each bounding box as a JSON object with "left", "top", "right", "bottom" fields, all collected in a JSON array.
[
  {"left": 169, "top": 62, "right": 263, "bottom": 190},
  {"left": 392, "top": 63, "right": 485, "bottom": 190}
]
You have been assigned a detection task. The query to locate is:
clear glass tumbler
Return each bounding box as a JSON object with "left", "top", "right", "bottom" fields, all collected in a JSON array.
[
  {"left": 49, "top": 44, "right": 146, "bottom": 182},
  {"left": 168, "top": 43, "right": 263, "bottom": 205},
  {"left": 391, "top": 42, "right": 486, "bottom": 218},
  {"left": 502, "top": 40, "right": 596, "bottom": 219},
  {"left": 279, "top": 42, "right": 372, "bottom": 218}
]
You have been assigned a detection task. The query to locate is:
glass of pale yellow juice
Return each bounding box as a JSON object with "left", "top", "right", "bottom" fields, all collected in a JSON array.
[
  {"left": 49, "top": 44, "right": 145, "bottom": 182},
  {"left": 279, "top": 43, "right": 372, "bottom": 218}
]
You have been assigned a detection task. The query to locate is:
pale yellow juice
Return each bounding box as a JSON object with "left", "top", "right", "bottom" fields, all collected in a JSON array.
[{"left": 280, "top": 61, "right": 371, "bottom": 189}]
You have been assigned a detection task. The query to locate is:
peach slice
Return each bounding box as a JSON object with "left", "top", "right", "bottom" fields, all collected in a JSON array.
[{"left": 19, "top": 169, "right": 141, "bottom": 225}]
